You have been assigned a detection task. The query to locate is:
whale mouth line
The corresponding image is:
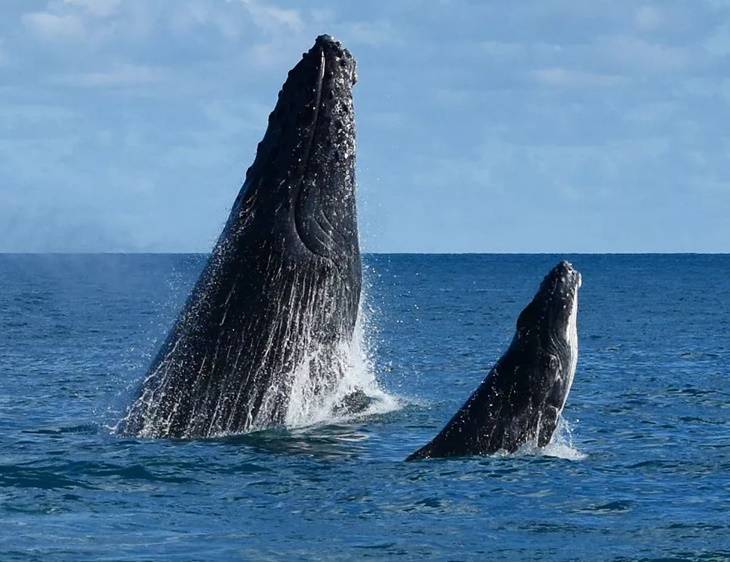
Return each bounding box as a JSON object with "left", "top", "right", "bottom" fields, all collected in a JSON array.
[{"left": 292, "top": 48, "right": 335, "bottom": 262}]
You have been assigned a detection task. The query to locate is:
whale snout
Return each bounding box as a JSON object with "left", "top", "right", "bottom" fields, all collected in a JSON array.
[
  {"left": 554, "top": 260, "right": 575, "bottom": 277},
  {"left": 545, "top": 261, "right": 582, "bottom": 294},
  {"left": 312, "top": 34, "right": 357, "bottom": 86}
]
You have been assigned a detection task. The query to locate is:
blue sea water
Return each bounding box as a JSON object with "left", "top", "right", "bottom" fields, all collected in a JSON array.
[{"left": 0, "top": 254, "right": 729, "bottom": 561}]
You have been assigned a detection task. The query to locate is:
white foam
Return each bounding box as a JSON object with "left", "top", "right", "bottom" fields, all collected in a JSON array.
[
  {"left": 541, "top": 416, "right": 586, "bottom": 460},
  {"left": 509, "top": 416, "right": 586, "bottom": 460},
  {"left": 283, "top": 304, "right": 400, "bottom": 429}
]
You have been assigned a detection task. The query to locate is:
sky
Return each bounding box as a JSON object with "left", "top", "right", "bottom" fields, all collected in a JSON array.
[{"left": 2, "top": 0, "right": 730, "bottom": 253}]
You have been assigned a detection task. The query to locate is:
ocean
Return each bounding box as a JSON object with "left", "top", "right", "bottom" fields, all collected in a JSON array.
[{"left": 0, "top": 254, "right": 728, "bottom": 561}]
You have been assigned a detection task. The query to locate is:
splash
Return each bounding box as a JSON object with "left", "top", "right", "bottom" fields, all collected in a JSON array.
[
  {"left": 539, "top": 417, "right": 586, "bottom": 460},
  {"left": 503, "top": 417, "right": 586, "bottom": 461},
  {"left": 283, "top": 304, "right": 400, "bottom": 429}
]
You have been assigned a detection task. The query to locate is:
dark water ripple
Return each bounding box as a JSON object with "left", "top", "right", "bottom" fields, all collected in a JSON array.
[{"left": 1, "top": 254, "right": 729, "bottom": 560}]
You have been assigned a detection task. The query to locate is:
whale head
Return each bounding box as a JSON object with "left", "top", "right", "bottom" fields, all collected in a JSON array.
[
  {"left": 223, "top": 34, "right": 359, "bottom": 268},
  {"left": 510, "top": 260, "right": 581, "bottom": 446},
  {"left": 517, "top": 261, "right": 581, "bottom": 344}
]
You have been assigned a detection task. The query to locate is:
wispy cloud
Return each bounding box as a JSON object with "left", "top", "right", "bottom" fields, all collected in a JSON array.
[
  {"left": 597, "top": 36, "right": 694, "bottom": 74},
  {"left": 53, "top": 63, "right": 167, "bottom": 88},
  {"left": 239, "top": 0, "right": 303, "bottom": 35},
  {"left": 63, "top": 0, "right": 122, "bottom": 18},
  {"left": 344, "top": 21, "right": 401, "bottom": 47},
  {"left": 633, "top": 5, "right": 664, "bottom": 32},
  {"left": 169, "top": 2, "right": 244, "bottom": 41},
  {"left": 532, "top": 67, "right": 626, "bottom": 88},
  {"left": 22, "top": 12, "right": 86, "bottom": 42}
]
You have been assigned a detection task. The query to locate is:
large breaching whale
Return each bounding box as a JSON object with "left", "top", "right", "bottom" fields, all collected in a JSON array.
[
  {"left": 407, "top": 261, "right": 581, "bottom": 460},
  {"left": 121, "top": 35, "right": 361, "bottom": 438}
]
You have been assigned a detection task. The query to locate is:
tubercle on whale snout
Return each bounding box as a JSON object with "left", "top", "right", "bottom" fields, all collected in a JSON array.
[{"left": 311, "top": 34, "right": 357, "bottom": 82}]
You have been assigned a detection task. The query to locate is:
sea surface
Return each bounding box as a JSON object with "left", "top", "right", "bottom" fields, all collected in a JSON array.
[{"left": 0, "top": 254, "right": 729, "bottom": 561}]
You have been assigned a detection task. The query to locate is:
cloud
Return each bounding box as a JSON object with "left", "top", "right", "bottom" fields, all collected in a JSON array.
[
  {"left": 532, "top": 67, "right": 626, "bottom": 88},
  {"left": 169, "top": 2, "right": 244, "bottom": 41},
  {"left": 239, "top": 0, "right": 303, "bottom": 35},
  {"left": 22, "top": 12, "right": 86, "bottom": 41},
  {"left": 63, "top": 0, "right": 121, "bottom": 18},
  {"left": 344, "top": 21, "right": 400, "bottom": 47},
  {"left": 598, "top": 36, "right": 693, "bottom": 74},
  {"left": 0, "top": 103, "right": 78, "bottom": 139},
  {"left": 705, "top": 22, "right": 730, "bottom": 55},
  {"left": 53, "top": 63, "right": 166, "bottom": 88},
  {"left": 634, "top": 5, "right": 664, "bottom": 32}
]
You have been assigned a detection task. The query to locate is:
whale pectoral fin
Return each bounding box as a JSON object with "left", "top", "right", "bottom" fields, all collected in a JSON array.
[{"left": 537, "top": 405, "right": 560, "bottom": 447}]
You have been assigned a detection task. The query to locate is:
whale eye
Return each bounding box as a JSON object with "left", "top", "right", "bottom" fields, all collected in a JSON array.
[{"left": 543, "top": 353, "right": 559, "bottom": 372}]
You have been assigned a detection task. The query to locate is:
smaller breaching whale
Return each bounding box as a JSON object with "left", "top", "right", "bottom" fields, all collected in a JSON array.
[
  {"left": 407, "top": 261, "right": 581, "bottom": 460},
  {"left": 120, "top": 35, "right": 362, "bottom": 438}
]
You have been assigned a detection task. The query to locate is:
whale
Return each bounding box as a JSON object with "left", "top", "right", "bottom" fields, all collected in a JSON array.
[
  {"left": 120, "top": 35, "right": 361, "bottom": 438},
  {"left": 407, "top": 261, "right": 581, "bottom": 460}
]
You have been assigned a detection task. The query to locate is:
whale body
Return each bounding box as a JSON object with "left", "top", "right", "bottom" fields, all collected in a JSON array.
[
  {"left": 121, "top": 35, "right": 361, "bottom": 438},
  {"left": 407, "top": 261, "right": 581, "bottom": 460}
]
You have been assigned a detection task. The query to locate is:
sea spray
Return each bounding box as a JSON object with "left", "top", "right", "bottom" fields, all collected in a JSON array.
[
  {"left": 502, "top": 416, "right": 586, "bottom": 461},
  {"left": 541, "top": 416, "right": 586, "bottom": 460},
  {"left": 284, "top": 301, "right": 400, "bottom": 429}
]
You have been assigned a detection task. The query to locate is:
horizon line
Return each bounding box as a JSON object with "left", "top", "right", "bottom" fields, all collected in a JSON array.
[{"left": 1, "top": 251, "right": 729, "bottom": 256}]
